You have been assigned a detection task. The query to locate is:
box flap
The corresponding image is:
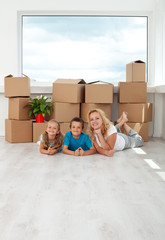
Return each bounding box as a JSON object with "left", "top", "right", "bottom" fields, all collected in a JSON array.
[
  {"left": 88, "top": 80, "right": 112, "bottom": 85},
  {"left": 134, "top": 60, "right": 145, "bottom": 63},
  {"left": 5, "top": 74, "right": 13, "bottom": 78},
  {"left": 55, "top": 79, "right": 86, "bottom": 84}
]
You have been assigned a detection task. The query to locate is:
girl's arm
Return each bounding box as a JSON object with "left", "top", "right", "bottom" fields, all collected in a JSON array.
[
  {"left": 79, "top": 146, "right": 96, "bottom": 156},
  {"left": 62, "top": 145, "right": 79, "bottom": 156},
  {"left": 40, "top": 142, "right": 58, "bottom": 155}
]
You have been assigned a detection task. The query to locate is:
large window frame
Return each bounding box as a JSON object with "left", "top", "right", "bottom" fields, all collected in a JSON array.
[{"left": 18, "top": 11, "right": 152, "bottom": 86}]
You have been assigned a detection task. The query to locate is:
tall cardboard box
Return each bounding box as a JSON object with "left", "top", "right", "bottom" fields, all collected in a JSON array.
[
  {"left": 85, "top": 82, "right": 113, "bottom": 103},
  {"left": 8, "top": 97, "right": 30, "bottom": 120},
  {"left": 126, "top": 60, "right": 146, "bottom": 82},
  {"left": 33, "top": 122, "right": 47, "bottom": 142},
  {"left": 51, "top": 102, "right": 80, "bottom": 122},
  {"left": 5, "top": 119, "right": 32, "bottom": 143},
  {"left": 119, "top": 82, "right": 147, "bottom": 103},
  {"left": 52, "top": 79, "right": 86, "bottom": 103},
  {"left": 121, "top": 122, "right": 148, "bottom": 142},
  {"left": 81, "top": 103, "right": 111, "bottom": 122},
  {"left": 4, "top": 75, "right": 30, "bottom": 97},
  {"left": 118, "top": 103, "right": 152, "bottom": 122}
]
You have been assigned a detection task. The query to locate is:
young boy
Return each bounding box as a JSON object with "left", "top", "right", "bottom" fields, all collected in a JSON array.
[{"left": 63, "top": 117, "right": 96, "bottom": 156}]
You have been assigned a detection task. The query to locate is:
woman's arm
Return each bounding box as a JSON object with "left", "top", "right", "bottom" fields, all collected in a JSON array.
[
  {"left": 106, "top": 133, "right": 117, "bottom": 150},
  {"left": 94, "top": 140, "right": 116, "bottom": 157}
]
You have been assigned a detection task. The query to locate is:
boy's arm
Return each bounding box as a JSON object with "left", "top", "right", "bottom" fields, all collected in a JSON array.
[
  {"left": 79, "top": 146, "right": 96, "bottom": 156},
  {"left": 63, "top": 145, "right": 80, "bottom": 156}
]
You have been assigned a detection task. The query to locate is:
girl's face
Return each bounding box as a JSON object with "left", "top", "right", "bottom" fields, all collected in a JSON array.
[
  {"left": 46, "top": 122, "right": 59, "bottom": 137},
  {"left": 89, "top": 112, "right": 103, "bottom": 130}
]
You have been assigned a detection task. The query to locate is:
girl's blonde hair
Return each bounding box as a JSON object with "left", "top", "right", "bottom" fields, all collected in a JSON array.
[
  {"left": 42, "top": 119, "right": 64, "bottom": 150},
  {"left": 87, "top": 108, "right": 113, "bottom": 142}
]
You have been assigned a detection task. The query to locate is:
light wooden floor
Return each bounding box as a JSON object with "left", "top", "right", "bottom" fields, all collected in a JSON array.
[{"left": 0, "top": 137, "right": 165, "bottom": 240}]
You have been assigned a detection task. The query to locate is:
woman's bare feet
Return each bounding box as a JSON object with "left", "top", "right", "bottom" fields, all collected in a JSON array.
[{"left": 117, "top": 112, "right": 128, "bottom": 124}]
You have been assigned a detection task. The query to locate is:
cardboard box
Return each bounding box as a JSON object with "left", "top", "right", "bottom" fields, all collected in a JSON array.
[
  {"left": 81, "top": 103, "right": 111, "bottom": 122},
  {"left": 52, "top": 79, "right": 86, "bottom": 103},
  {"left": 118, "top": 82, "right": 147, "bottom": 103},
  {"left": 33, "top": 122, "right": 47, "bottom": 142},
  {"left": 8, "top": 97, "right": 30, "bottom": 120},
  {"left": 5, "top": 119, "right": 32, "bottom": 143},
  {"left": 118, "top": 103, "right": 152, "bottom": 123},
  {"left": 4, "top": 75, "right": 30, "bottom": 97},
  {"left": 85, "top": 82, "right": 113, "bottom": 103},
  {"left": 121, "top": 122, "right": 148, "bottom": 142},
  {"left": 126, "top": 60, "right": 146, "bottom": 82},
  {"left": 51, "top": 102, "right": 80, "bottom": 122}
]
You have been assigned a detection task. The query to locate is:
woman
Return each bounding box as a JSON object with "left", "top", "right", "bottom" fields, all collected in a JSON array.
[{"left": 87, "top": 109, "right": 144, "bottom": 157}]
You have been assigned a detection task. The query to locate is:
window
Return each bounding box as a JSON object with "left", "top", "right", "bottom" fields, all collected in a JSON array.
[{"left": 22, "top": 15, "right": 148, "bottom": 84}]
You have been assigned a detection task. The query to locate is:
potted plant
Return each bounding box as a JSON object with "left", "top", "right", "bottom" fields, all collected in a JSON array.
[{"left": 26, "top": 95, "right": 53, "bottom": 123}]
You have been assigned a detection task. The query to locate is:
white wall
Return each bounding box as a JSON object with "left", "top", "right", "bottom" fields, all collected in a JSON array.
[{"left": 1, "top": 0, "right": 165, "bottom": 139}]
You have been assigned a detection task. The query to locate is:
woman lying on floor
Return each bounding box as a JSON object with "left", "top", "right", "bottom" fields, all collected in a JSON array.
[{"left": 87, "top": 109, "right": 144, "bottom": 157}]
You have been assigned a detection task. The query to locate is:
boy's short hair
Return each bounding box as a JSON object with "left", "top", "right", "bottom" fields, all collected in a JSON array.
[{"left": 70, "top": 117, "right": 84, "bottom": 129}]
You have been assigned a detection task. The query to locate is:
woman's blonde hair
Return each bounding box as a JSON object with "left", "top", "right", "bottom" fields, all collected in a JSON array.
[
  {"left": 87, "top": 108, "right": 113, "bottom": 142},
  {"left": 42, "top": 119, "right": 64, "bottom": 150}
]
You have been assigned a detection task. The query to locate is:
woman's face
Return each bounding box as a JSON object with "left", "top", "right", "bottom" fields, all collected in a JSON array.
[{"left": 89, "top": 112, "right": 103, "bottom": 130}]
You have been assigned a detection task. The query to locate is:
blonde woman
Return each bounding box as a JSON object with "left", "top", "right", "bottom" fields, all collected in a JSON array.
[
  {"left": 87, "top": 109, "right": 144, "bottom": 157},
  {"left": 40, "top": 119, "right": 64, "bottom": 155}
]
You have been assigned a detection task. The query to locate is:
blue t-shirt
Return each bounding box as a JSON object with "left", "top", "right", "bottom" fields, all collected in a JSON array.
[{"left": 63, "top": 131, "right": 93, "bottom": 151}]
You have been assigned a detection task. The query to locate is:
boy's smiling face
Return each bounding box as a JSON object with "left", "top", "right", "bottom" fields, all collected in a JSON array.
[{"left": 70, "top": 121, "right": 83, "bottom": 139}]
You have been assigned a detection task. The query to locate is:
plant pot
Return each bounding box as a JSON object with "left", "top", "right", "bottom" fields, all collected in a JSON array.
[{"left": 35, "top": 114, "right": 44, "bottom": 123}]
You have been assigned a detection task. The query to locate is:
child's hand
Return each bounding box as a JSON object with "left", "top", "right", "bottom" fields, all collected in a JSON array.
[
  {"left": 74, "top": 148, "right": 80, "bottom": 156},
  {"left": 48, "top": 147, "right": 58, "bottom": 155},
  {"left": 79, "top": 147, "right": 85, "bottom": 156}
]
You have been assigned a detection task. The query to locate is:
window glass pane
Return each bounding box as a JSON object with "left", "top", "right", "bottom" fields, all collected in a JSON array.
[{"left": 22, "top": 16, "right": 147, "bottom": 83}]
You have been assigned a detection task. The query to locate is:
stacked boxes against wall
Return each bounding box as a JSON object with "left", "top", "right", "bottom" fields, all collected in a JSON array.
[
  {"left": 118, "top": 61, "right": 152, "bottom": 141},
  {"left": 4, "top": 75, "right": 33, "bottom": 143},
  {"left": 52, "top": 79, "right": 86, "bottom": 134},
  {"left": 82, "top": 81, "right": 114, "bottom": 133}
]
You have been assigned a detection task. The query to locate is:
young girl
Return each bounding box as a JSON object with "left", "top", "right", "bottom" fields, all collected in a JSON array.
[
  {"left": 87, "top": 109, "right": 144, "bottom": 157},
  {"left": 40, "top": 119, "right": 64, "bottom": 155}
]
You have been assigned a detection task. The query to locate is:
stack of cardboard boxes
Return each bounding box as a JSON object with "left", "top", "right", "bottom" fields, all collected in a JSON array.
[
  {"left": 4, "top": 75, "right": 33, "bottom": 143},
  {"left": 81, "top": 81, "right": 113, "bottom": 131},
  {"left": 118, "top": 61, "right": 152, "bottom": 141},
  {"left": 51, "top": 79, "right": 86, "bottom": 134}
]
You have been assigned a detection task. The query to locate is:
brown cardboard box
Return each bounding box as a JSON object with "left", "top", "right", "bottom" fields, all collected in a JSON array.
[
  {"left": 33, "top": 122, "right": 47, "bottom": 142},
  {"left": 51, "top": 102, "right": 80, "bottom": 122},
  {"left": 52, "top": 79, "right": 86, "bottom": 103},
  {"left": 126, "top": 60, "right": 146, "bottom": 82},
  {"left": 81, "top": 103, "right": 111, "bottom": 122},
  {"left": 5, "top": 119, "right": 32, "bottom": 143},
  {"left": 121, "top": 122, "right": 148, "bottom": 142},
  {"left": 118, "top": 103, "right": 152, "bottom": 122},
  {"left": 8, "top": 97, "right": 30, "bottom": 120},
  {"left": 60, "top": 122, "right": 70, "bottom": 135},
  {"left": 4, "top": 75, "right": 30, "bottom": 97},
  {"left": 118, "top": 82, "right": 147, "bottom": 103},
  {"left": 85, "top": 82, "right": 113, "bottom": 103}
]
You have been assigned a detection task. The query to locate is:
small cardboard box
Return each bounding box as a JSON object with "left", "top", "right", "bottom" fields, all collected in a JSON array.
[
  {"left": 126, "top": 60, "right": 146, "bottom": 82},
  {"left": 33, "top": 122, "right": 47, "bottom": 142},
  {"left": 5, "top": 119, "right": 32, "bottom": 143},
  {"left": 8, "top": 97, "right": 30, "bottom": 120},
  {"left": 118, "top": 103, "right": 152, "bottom": 123},
  {"left": 4, "top": 75, "right": 30, "bottom": 97},
  {"left": 121, "top": 122, "right": 148, "bottom": 142},
  {"left": 52, "top": 79, "right": 86, "bottom": 103},
  {"left": 51, "top": 102, "right": 80, "bottom": 122},
  {"left": 81, "top": 103, "right": 111, "bottom": 122},
  {"left": 85, "top": 81, "right": 113, "bottom": 103},
  {"left": 118, "top": 82, "right": 147, "bottom": 103}
]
